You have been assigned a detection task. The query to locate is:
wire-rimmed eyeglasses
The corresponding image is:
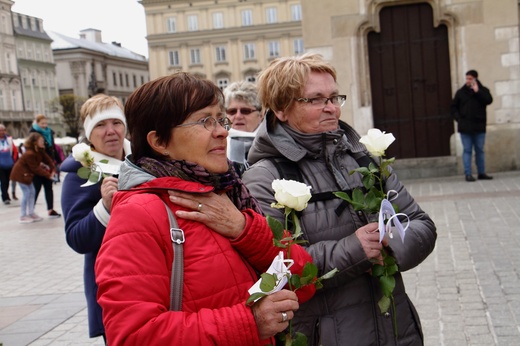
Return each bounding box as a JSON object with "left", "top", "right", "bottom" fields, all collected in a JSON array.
[
  {"left": 295, "top": 95, "right": 347, "bottom": 108},
  {"left": 176, "top": 116, "right": 233, "bottom": 131}
]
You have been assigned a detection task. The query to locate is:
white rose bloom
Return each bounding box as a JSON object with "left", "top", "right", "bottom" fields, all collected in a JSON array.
[
  {"left": 72, "top": 143, "right": 93, "bottom": 167},
  {"left": 359, "top": 128, "right": 395, "bottom": 157},
  {"left": 271, "top": 179, "right": 312, "bottom": 212}
]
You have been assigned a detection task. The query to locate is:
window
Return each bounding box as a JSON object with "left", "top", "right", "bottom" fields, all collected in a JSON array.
[
  {"left": 119, "top": 73, "right": 123, "bottom": 86},
  {"left": 133, "top": 75, "right": 137, "bottom": 87},
  {"left": 268, "top": 41, "right": 280, "bottom": 58},
  {"left": 11, "top": 90, "right": 18, "bottom": 111},
  {"left": 244, "top": 43, "right": 256, "bottom": 60},
  {"left": 241, "top": 10, "right": 253, "bottom": 26},
  {"left": 190, "top": 48, "right": 201, "bottom": 64},
  {"left": 266, "top": 7, "right": 277, "bottom": 24},
  {"left": 215, "top": 46, "right": 226, "bottom": 62},
  {"left": 26, "top": 100, "right": 31, "bottom": 110},
  {"left": 125, "top": 74, "right": 129, "bottom": 87},
  {"left": 213, "top": 12, "right": 224, "bottom": 29},
  {"left": 113, "top": 72, "right": 117, "bottom": 86},
  {"left": 169, "top": 50, "right": 180, "bottom": 66},
  {"left": 141, "top": 76, "right": 145, "bottom": 85},
  {"left": 291, "top": 4, "right": 302, "bottom": 21},
  {"left": 293, "top": 38, "right": 304, "bottom": 55},
  {"left": 217, "top": 78, "right": 229, "bottom": 91},
  {"left": 0, "top": 90, "right": 4, "bottom": 110},
  {"left": 167, "top": 17, "right": 176, "bottom": 33},
  {"left": 245, "top": 75, "right": 256, "bottom": 83},
  {"left": 187, "top": 15, "right": 198, "bottom": 31}
]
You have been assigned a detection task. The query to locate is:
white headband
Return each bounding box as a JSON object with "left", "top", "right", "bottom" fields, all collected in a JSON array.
[{"left": 83, "top": 106, "right": 127, "bottom": 140}]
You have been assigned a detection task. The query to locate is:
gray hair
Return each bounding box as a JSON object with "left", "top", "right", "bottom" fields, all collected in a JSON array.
[{"left": 223, "top": 81, "right": 260, "bottom": 110}]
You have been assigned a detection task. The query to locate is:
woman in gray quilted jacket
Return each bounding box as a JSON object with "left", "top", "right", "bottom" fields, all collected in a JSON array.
[{"left": 242, "top": 53, "right": 437, "bottom": 346}]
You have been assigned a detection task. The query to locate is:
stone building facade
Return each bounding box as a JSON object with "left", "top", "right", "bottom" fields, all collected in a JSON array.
[
  {"left": 141, "top": 0, "right": 304, "bottom": 88},
  {"left": 303, "top": 0, "right": 520, "bottom": 175},
  {"left": 49, "top": 29, "right": 149, "bottom": 104},
  {"left": 0, "top": 0, "right": 33, "bottom": 137}
]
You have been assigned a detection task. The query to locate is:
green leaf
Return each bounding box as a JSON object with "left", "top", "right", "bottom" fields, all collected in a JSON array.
[
  {"left": 273, "top": 239, "right": 288, "bottom": 249},
  {"left": 386, "top": 263, "right": 398, "bottom": 276},
  {"left": 88, "top": 172, "right": 101, "bottom": 183},
  {"left": 290, "top": 274, "right": 302, "bottom": 289},
  {"left": 333, "top": 191, "right": 353, "bottom": 203},
  {"left": 246, "top": 292, "right": 266, "bottom": 305},
  {"left": 302, "top": 262, "right": 318, "bottom": 280},
  {"left": 353, "top": 166, "right": 370, "bottom": 176},
  {"left": 318, "top": 268, "right": 339, "bottom": 280},
  {"left": 372, "top": 264, "right": 385, "bottom": 277},
  {"left": 292, "top": 332, "right": 308, "bottom": 346},
  {"left": 99, "top": 159, "right": 109, "bottom": 164},
  {"left": 259, "top": 273, "right": 278, "bottom": 292},
  {"left": 362, "top": 173, "right": 376, "bottom": 190},
  {"left": 378, "top": 295, "right": 391, "bottom": 313},
  {"left": 292, "top": 212, "right": 302, "bottom": 238},
  {"left": 77, "top": 167, "right": 91, "bottom": 179},
  {"left": 379, "top": 275, "right": 396, "bottom": 297},
  {"left": 314, "top": 280, "right": 324, "bottom": 290},
  {"left": 267, "top": 215, "right": 284, "bottom": 241},
  {"left": 383, "top": 255, "right": 396, "bottom": 266}
]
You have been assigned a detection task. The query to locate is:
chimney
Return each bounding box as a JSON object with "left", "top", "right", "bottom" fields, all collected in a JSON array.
[{"left": 79, "top": 29, "right": 102, "bottom": 43}]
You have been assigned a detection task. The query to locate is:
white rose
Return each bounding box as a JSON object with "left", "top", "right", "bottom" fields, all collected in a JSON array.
[
  {"left": 359, "top": 128, "right": 395, "bottom": 157},
  {"left": 72, "top": 143, "right": 93, "bottom": 167},
  {"left": 271, "top": 179, "right": 312, "bottom": 212}
]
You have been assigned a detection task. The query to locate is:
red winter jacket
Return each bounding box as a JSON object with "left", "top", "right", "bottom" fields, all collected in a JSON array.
[{"left": 95, "top": 176, "right": 315, "bottom": 345}]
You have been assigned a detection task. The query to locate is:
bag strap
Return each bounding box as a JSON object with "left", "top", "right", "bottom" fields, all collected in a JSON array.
[{"left": 161, "top": 200, "right": 185, "bottom": 311}]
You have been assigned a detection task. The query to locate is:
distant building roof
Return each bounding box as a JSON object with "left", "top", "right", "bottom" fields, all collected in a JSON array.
[
  {"left": 48, "top": 31, "right": 147, "bottom": 62},
  {"left": 12, "top": 12, "right": 52, "bottom": 41}
]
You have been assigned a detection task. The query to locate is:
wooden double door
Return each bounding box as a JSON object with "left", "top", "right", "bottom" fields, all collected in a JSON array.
[{"left": 368, "top": 3, "right": 454, "bottom": 159}]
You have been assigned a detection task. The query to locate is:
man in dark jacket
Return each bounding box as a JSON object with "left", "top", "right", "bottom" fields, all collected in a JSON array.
[{"left": 451, "top": 70, "right": 493, "bottom": 182}]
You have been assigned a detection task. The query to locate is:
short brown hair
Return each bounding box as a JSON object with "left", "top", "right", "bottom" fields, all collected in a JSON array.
[
  {"left": 124, "top": 72, "right": 224, "bottom": 161},
  {"left": 257, "top": 53, "right": 337, "bottom": 127},
  {"left": 35, "top": 114, "right": 47, "bottom": 123}
]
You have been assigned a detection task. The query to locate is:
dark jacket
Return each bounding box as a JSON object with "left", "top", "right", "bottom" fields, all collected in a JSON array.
[
  {"left": 10, "top": 148, "right": 54, "bottom": 184},
  {"left": 451, "top": 80, "right": 493, "bottom": 133},
  {"left": 29, "top": 126, "right": 59, "bottom": 163},
  {"left": 242, "top": 115, "right": 437, "bottom": 345},
  {"left": 61, "top": 139, "right": 131, "bottom": 338}
]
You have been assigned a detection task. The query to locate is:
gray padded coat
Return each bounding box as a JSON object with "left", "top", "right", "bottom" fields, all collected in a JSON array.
[{"left": 242, "top": 116, "right": 437, "bottom": 346}]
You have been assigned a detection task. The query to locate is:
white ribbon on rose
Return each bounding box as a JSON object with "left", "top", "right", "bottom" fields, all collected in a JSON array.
[
  {"left": 377, "top": 190, "right": 409, "bottom": 243},
  {"left": 248, "top": 251, "right": 294, "bottom": 301}
]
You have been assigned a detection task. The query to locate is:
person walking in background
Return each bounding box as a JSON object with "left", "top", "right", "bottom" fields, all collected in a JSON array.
[
  {"left": 242, "top": 54, "right": 437, "bottom": 345},
  {"left": 95, "top": 72, "right": 315, "bottom": 345},
  {"left": 10, "top": 133, "right": 54, "bottom": 223},
  {"left": 29, "top": 114, "right": 62, "bottom": 217},
  {"left": 0, "top": 124, "right": 18, "bottom": 205},
  {"left": 223, "top": 81, "right": 264, "bottom": 176},
  {"left": 451, "top": 70, "right": 494, "bottom": 182},
  {"left": 54, "top": 143, "right": 65, "bottom": 183},
  {"left": 61, "top": 94, "right": 130, "bottom": 344}
]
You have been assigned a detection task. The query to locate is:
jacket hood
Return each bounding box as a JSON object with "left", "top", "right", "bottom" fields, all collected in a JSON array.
[{"left": 248, "top": 110, "right": 365, "bottom": 165}]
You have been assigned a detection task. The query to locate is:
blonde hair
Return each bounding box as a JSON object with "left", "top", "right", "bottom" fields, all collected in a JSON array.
[
  {"left": 80, "top": 94, "right": 124, "bottom": 122},
  {"left": 257, "top": 53, "right": 337, "bottom": 126}
]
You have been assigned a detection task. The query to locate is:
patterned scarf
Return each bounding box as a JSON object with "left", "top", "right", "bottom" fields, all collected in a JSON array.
[{"left": 137, "top": 157, "right": 262, "bottom": 214}]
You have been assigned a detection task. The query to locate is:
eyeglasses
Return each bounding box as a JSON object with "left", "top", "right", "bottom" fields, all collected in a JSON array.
[
  {"left": 176, "top": 116, "right": 233, "bottom": 131},
  {"left": 295, "top": 95, "right": 347, "bottom": 108},
  {"left": 225, "top": 108, "right": 259, "bottom": 116}
]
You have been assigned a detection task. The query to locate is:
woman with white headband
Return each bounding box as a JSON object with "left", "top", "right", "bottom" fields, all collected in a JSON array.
[{"left": 60, "top": 94, "right": 130, "bottom": 344}]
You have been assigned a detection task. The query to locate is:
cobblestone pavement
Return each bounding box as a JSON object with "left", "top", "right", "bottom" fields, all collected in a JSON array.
[{"left": 0, "top": 171, "right": 519, "bottom": 346}]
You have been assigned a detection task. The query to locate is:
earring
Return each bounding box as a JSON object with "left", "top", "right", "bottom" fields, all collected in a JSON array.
[{"left": 163, "top": 151, "right": 169, "bottom": 156}]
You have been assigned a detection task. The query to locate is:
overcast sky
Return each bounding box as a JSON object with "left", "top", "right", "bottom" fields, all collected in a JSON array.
[{"left": 11, "top": 0, "right": 149, "bottom": 57}]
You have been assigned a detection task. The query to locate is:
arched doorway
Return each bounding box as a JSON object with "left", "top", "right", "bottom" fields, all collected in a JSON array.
[{"left": 368, "top": 2, "right": 453, "bottom": 158}]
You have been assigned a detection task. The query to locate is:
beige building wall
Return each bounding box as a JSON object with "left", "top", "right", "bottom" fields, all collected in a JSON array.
[
  {"left": 141, "top": 0, "right": 304, "bottom": 87},
  {"left": 302, "top": 0, "right": 520, "bottom": 173}
]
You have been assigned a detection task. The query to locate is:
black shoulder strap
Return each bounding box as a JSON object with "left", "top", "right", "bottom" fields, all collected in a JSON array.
[{"left": 265, "top": 152, "right": 384, "bottom": 216}]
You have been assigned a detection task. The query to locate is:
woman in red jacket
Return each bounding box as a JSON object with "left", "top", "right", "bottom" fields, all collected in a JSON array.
[{"left": 95, "top": 72, "right": 316, "bottom": 345}]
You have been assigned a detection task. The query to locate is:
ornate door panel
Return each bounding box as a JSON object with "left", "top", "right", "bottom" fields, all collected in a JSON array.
[{"left": 368, "top": 3, "right": 453, "bottom": 158}]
